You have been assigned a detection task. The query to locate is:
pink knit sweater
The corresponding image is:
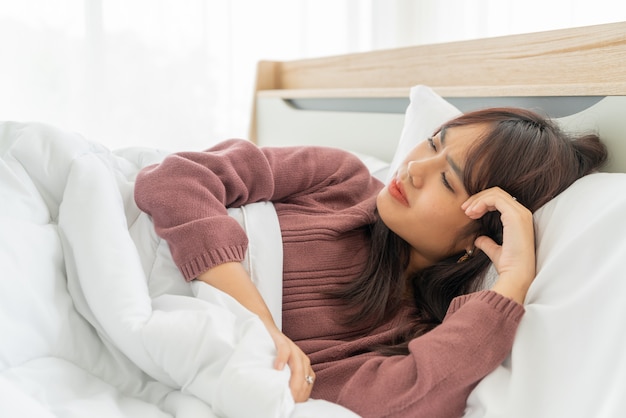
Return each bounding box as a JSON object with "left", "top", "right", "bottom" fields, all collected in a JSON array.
[{"left": 134, "top": 139, "right": 524, "bottom": 418}]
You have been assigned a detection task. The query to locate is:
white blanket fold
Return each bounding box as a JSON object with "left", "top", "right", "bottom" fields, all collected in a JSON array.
[{"left": 0, "top": 121, "right": 359, "bottom": 418}]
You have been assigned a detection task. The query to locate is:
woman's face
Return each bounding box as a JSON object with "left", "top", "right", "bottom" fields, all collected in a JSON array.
[{"left": 377, "top": 123, "right": 487, "bottom": 272}]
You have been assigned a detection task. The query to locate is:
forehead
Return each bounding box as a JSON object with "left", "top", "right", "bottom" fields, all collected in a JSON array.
[{"left": 439, "top": 123, "right": 489, "bottom": 147}]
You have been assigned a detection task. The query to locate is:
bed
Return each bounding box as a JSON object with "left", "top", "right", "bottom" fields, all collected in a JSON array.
[{"left": 2, "top": 21, "right": 625, "bottom": 418}]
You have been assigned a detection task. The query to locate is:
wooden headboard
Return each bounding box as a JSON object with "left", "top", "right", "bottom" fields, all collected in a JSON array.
[{"left": 251, "top": 22, "right": 626, "bottom": 172}]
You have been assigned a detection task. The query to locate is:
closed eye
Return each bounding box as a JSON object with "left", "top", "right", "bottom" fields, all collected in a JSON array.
[
  {"left": 441, "top": 172, "right": 454, "bottom": 192},
  {"left": 429, "top": 134, "right": 455, "bottom": 192},
  {"left": 427, "top": 136, "right": 437, "bottom": 151}
]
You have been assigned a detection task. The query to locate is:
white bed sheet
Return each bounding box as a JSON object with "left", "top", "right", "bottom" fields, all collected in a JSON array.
[{"left": 0, "top": 121, "right": 359, "bottom": 418}]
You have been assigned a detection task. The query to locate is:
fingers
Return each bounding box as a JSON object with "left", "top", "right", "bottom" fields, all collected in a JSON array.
[
  {"left": 473, "top": 235, "right": 499, "bottom": 261},
  {"left": 462, "top": 187, "right": 537, "bottom": 304},
  {"left": 462, "top": 187, "right": 534, "bottom": 254},
  {"left": 462, "top": 187, "right": 523, "bottom": 220},
  {"left": 268, "top": 328, "right": 315, "bottom": 403},
  {"left": 286, "top": 340, "right": 314, "bottom": 403},
  {"left": 462, "top": 187, "right": 533, "bottom": 251},
  {"left": 273, "top": 337, "right": 290, "bottom": 370}
]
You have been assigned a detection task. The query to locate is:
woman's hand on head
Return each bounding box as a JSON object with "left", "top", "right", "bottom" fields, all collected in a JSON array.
[
  {"left": 462, "top": 187, "right": 536, "bottom": 304},
  {"left": 264, "top": 323, "right": 315, "bottom": 403}
]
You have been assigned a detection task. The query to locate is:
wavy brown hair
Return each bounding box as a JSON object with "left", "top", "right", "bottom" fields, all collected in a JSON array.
[{"left": 334, "top": 107, "right": 608, "bottom": 354}]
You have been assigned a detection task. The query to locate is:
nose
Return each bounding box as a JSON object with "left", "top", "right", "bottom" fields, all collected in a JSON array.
[{"left": 407, "top": 160, "right": 426, "bottom": 189}]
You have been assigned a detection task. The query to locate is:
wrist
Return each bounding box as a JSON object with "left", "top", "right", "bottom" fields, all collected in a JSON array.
[{"left": 491, "top": 276, "right": 532, "bottom": 304}]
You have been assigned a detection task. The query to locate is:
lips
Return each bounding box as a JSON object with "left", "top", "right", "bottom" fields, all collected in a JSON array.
[{"left": 388, "top": 178, "right": 409, "bottom": 206}]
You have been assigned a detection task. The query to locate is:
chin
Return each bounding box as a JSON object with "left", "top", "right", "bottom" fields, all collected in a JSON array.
[{"left": 375, "top": 189, "right": 392, "bottom": 218}]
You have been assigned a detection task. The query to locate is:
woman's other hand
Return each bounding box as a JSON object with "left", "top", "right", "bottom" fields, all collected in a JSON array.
[
  {"left": 265, "top": 323, "right": 315, "bottom": 403},
  {"left": 197, "top": 262, "right": 314, "bottom": 402},
  {"left": 462, "top": 187, "right": 536, "bottom": 304}
]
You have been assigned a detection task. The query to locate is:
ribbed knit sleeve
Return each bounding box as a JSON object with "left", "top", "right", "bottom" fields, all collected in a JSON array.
[
  {"left": 312, "top": 291, "right": 525, "bottom": 418},
  {"left": 134, "top": 139, "right": 380, "bottom": 280}
]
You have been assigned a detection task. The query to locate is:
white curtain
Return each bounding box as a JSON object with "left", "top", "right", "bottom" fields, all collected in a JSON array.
[
  {"left": 1, "top": 0, "right": 624, "bottom": 151},
  {"left": 371, "top": 0, "right": 626, "bottom": 49},
  {"left": 0, "top": 0, "right": 375, "bottom": 150}
]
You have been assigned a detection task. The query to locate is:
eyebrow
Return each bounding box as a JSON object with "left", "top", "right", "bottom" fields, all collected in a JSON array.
[{"left": 439, "top": 127, "right": 464, "bottom": 180}]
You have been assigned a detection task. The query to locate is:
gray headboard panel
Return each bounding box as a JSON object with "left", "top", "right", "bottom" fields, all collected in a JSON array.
[{"left": 257, "top": 95, "right": 626, "bottom": 173}]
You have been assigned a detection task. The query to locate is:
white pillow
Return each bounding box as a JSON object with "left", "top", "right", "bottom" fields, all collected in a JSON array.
[
  {"left": 466, "top": 172, "right": 626, "bottom": 418},
  {"left": 386, "top": 85, "right": 462, "bottom": 182}
]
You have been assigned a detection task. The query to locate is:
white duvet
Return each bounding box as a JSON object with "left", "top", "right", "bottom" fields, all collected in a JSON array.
[{"left": 0, "top": 121, "right": 358, "bottom": 418}]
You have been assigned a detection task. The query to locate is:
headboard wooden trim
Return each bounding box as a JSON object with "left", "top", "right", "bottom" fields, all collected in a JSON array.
[{"left": 254, "top": 22, "right": 625, "bottom": 97}]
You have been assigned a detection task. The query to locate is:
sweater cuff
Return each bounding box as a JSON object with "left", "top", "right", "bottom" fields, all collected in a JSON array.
[
  {"left": 447, "top": 290, "right": 525, "bottom": 323},
  {"left": 179, "top": 245, "right": 247, "bottom": 281}
]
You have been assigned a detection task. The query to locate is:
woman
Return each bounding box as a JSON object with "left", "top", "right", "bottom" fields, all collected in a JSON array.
[{"left": 134, "top": 108, "right": 606, "bottom": 417}]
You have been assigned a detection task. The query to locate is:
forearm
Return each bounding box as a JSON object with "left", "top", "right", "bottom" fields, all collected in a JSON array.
[
  {"left": 196, "top": 262, "right": 277, "bottom": 329},
  {"left": 328, "top": 291, "right": 524, "bottom": 417}
]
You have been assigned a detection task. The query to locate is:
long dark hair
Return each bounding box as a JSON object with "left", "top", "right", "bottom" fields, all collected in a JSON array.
[{"left": 334, "top": 107, "right": 607, "bottom": 354}]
